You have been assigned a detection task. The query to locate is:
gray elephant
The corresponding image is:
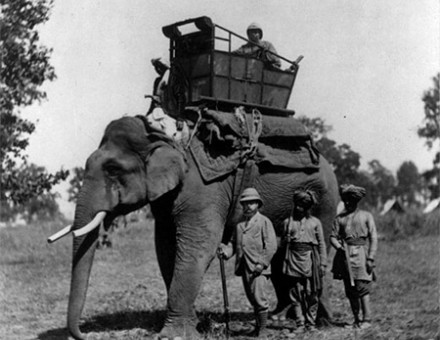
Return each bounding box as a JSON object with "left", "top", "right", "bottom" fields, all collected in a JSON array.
[{"left": 55, "top": 113, "right": 338, "bottom": 339}]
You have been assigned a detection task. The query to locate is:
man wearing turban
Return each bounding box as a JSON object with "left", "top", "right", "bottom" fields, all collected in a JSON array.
[
  {"left": 330, "top": 184, "right": 378, "bottom": 329},
  {"left": 279, "top": 189, "right": 327, "bottom": 333}
]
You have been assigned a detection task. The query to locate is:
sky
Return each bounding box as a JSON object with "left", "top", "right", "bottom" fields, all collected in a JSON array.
[{"left": 21, "top": 0, "right": 440, "bottom": 217}]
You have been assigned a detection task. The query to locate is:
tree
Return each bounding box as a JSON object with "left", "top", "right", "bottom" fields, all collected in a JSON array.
[
  {"left": 1, "top": 163, "right": 63, "bottom": 221},
  {"left": 396, "top": 161, "right": 420, "bottom": 206},
  {"left": 421, "top": 151, "right": 440, "bottom": 199},
  {"left": 299, "top": 115, "right": 362, "bottom": 185},
  {"left": 299, "top": 116, "right": 398, "bottom": 209},
  {"left": 316, "top": 138, "right": 361, "bottom": 184},
  {"left": 1, "top": 0, "right": 68, "bottom": 213},
  {"left": 67, "top": 167, "right": 85, "bottom": 203},
  {"left": 418, "top": 73, "right": 439, "bottom": 199},
  {"left": 418, "top": 73, "right": 440, "bottom": 149},
  {"left": 366, "top": 159, "right": 396, "bottom": 207},
  {"left": 297, "top": 116, "right": 332, "bottom": 141}
]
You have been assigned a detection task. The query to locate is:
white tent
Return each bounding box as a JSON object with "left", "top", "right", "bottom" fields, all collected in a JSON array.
[
  {"left": 423, "top": 198, "right": 440, "bottom": 214},
  {"left": 380, "top": 198, "right": 404, "bottom": 216}
]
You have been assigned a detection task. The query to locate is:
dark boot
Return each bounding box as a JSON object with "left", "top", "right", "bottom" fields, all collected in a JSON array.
[
  {"left": 256, "top": 311, "right": 269, "bottom": 338},
  {"left": 247, "top": 311, "right": 268, "bottom": 337}
]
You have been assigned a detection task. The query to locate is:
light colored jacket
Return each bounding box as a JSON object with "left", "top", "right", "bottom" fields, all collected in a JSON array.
[
  {"left": 225, "top": 211, "right": 277, "bottom": 276},
  {"left": 233, "top": 40, "right": 281, "bottom": 68},
  {"left": 330, "top": 209, "right": 378, "bottom": 281}
]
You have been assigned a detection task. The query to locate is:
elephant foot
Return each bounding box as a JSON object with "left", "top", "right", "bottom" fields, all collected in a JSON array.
[{"left": 158, "top": 317, "right": 201, "bottom": 340}]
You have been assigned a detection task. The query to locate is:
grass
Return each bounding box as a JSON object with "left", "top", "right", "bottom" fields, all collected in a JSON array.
[{"left": 0, "top": 215, "right": 439, "bottom": 340}]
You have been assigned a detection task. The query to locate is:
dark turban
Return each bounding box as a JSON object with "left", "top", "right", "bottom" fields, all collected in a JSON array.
[
  {"left": 339, "top": 184, "right": 366, "bottom": 202},
  {"left": 293, "top": 189, "right": 317, "bottom": 208}
]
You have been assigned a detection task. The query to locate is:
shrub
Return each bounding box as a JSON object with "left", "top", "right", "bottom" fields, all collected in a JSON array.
[{"left": 375, "top": 207, "right": 438, "bottom": 239}]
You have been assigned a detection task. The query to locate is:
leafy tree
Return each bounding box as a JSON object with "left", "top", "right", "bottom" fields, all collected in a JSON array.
[
  {"left": 1, "top": 0, "right": 68, "bottom": 213},
  {"left": 67, "top": 167, "right": 85, "bottom": 203},
  {"left": 365, "top": 160, "right": 396, "bottom": 207},
  {"left": 418, "top": 73, "right": 440, "bottom": 149},
  {"left": 333, "top": 143, "right": 361, "bottom": 183},
  {"left": 421, "top": 151, "right": 440, "bottom": 199},
  {"left": 316, "top": 138, "right": 361, "bottom": 184},
  {"left": 298, "top": 116, "right": 332, "bottom": 141},
  {"left": 396, "top": 161, "right": 420, "bottom": 206},
  {"left": 1, "top": 163, "right": 62, "bottom": 221},
  {"left": 418, "top": 73, "right": 439, "bottom": 199},
  {"left": 299, "top": 115, "right": 362, "bottom": 186},
  {"left": 26, "top": 192, "right": 61, "bottom": 221}
]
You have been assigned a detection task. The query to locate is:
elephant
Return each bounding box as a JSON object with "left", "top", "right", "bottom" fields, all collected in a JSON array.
[{"left": 61, "top": 114, "right": 339, "bottom": 340}]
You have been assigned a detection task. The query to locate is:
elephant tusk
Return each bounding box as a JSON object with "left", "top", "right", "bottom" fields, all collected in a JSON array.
[
  {"left": 72, "top": 211, "right": 107, "bottom": 237},
  {"left": 47, "top": 225, "right": 73, "bottom": 243}
]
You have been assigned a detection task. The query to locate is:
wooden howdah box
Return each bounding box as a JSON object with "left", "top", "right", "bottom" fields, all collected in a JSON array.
[{"left": 163, "top": 16, "right": 298, "bottom": 116}]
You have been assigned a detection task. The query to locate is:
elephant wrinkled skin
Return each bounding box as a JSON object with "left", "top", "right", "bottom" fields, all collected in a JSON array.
[{"left": 66, "top": 116, "right": 338, "bottom": 340}]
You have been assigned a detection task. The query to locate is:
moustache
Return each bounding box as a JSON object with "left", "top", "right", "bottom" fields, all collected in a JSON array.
[{"left": 243, "top": 209, "right": 256, "bottom": 216}]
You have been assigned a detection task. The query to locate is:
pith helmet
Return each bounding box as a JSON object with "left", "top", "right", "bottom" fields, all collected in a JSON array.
[
  {"left": 240, "top": 187, "right": 263, "bottom": 206},
  {"left": 247, "top": 22, "right": 263, "bottom": 38}
]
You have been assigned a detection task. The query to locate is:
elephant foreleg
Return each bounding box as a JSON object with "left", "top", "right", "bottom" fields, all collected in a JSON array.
[
  {"left": 160, "top": 220, "right": 223, "bottom": 339},
  {"left": 155, "top": 218, "right": 176, "bottom": 292}
]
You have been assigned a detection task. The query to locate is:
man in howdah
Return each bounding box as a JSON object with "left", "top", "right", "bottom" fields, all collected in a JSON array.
[
  {"left": 146, "top": 57, "right": 170, "bottom": 116},
  {"left": 233, "top": 22, "right": 281, "bottom": 69},
  {"left": 330, "top": 184, "right": 378, "bottom": 329},
  {"left": 146, "top": 57, "right": 188, "bottom": 142},
  {"left": 218, "top": 187, "right": 277, "bottom": 338},
  {"left": 281, "top": 189, "right": 327, "bottom": 333}
]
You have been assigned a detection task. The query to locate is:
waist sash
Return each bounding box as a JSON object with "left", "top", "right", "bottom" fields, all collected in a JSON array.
[
  {"left": 346, "top": 238, "right": 367, "bottom": 246},
  {"left": 290, "top": 242, "right": 313, "bottom": 251}
]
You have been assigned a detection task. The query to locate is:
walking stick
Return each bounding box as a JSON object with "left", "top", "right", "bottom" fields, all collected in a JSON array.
[{"left": 218, "top": 254, "right": 230, "bottom": 339}]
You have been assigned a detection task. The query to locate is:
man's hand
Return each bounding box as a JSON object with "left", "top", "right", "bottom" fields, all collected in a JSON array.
[
  {"left": 253, "top": 263, "right": 264, "bottom": 277},
  {"left": 217, "top": 244, "right": 228, "bottom": 259},
  {"left": 366, "top": 259, "right": 375, "bottom": 274},
  {"left": 288, "top": 63, "right": 299, "bottom": 73}
]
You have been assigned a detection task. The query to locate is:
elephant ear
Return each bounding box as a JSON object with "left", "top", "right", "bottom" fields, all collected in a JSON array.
[{"left": 145, "top": 145, "right": 187, "bottom": 201}]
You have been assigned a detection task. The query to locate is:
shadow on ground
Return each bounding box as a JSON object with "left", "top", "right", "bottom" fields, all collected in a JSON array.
[
  {"left": 37, "top": 310, "right": 166, "bottom": 340},
  {"left": 37, "top": 310, "right": 257, "bottom": 339}
]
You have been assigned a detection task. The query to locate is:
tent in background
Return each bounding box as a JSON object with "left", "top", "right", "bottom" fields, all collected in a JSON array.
[
  {"left": 380, "top": 198, "right": 405, "bottom": 216},
  {"left": 423, "top": 198, "right": 440, "bottom": 214}
]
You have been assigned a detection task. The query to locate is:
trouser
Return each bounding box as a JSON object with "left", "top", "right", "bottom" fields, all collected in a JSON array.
[
  {"left": 288, "top": 277, "right": 318, "bottom": 326},
  {"left": 242, "top": 270, "right": 271, "bottom": 313},
  {"left": 344, "top": 279, "right": 371, "bottom": 299}
]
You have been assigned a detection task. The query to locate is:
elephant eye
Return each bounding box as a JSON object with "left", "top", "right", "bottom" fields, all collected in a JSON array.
[{"left": 104, "top": 163, "right": 123, "bottom": 177}]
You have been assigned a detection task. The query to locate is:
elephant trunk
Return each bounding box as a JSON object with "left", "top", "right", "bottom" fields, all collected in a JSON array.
[{"left": 67, "top": 211, "right": 100, "bottom": 340}]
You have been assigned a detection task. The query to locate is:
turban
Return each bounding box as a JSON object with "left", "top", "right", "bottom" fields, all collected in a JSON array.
[
  {"left": 339, "top": 184, "right": 366, "bottom": 202},
  {"left": 293, "top": 189, "right": 317, "bottom": 208}
]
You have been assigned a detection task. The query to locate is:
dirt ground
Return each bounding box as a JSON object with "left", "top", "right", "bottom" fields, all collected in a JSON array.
[{"left": 0, "top": 220, "right": 438, "bottom": 339}]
